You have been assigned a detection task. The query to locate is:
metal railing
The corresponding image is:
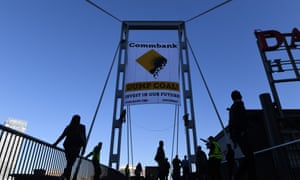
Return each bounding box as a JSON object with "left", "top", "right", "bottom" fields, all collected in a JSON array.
[
  {"left": 253, "top": 138, "right": 300, "bottom": 179},
  {"left": 0, "top": 124, "right": 97, "bottom": 180},
  {"left": 221, "top": 138, "right": 300, "bottom": 180}
]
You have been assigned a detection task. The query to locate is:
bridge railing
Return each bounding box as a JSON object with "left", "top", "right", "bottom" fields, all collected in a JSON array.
[
  {"left": 221, "top": 137, "right": 300, "bottom": 180},
  {"left": 0, "top": 124, "right": 97, "bottom": 180}
]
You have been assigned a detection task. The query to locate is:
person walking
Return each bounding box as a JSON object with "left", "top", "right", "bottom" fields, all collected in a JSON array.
[
  {"left": 86, "top": 142, "right": 102, "bottom": 180},
  {"left": 172, "top": 155, "right": 181, "bottom": 180},
  {"left": 226, "top": 144, "right": 235, "bottom": 180},
  {"left": 53, "top": 114, "right": 86, "bottom": 180},
  {"left": 181, "top": 155, "right": 190, "bottom": 180},
  {"left": 163, "top": 158, "right": 171, "bottom": 180},
  {"left": 228, "top": 90, "right": 257, "bottom": 180},
  {"left": 195, "top": 146, "right": 208, "bottom": 180},
  {"left": 206, "top": 136, "right": 222, "bottom": 180},
  {"left": 154, "top": 140, "right": 166, "bottom": 180},
  {"left": 135, "top": 162, "right": 143, "bottom": 179},
  {"left": 125, "top": 164, "right": 130, "bottom": 178}
]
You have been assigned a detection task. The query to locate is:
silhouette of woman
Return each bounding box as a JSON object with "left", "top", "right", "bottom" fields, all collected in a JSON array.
[{"left": 54, "top": 114, "right": 86, "bottom": 180}]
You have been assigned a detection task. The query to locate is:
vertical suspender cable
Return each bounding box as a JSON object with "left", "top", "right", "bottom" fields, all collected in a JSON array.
[
  {"left": 126, "top": 107, "right": 130, "bottom": 167},
  {"left": 171, "top": 105, "right": 180, "bottom": 159},
  {"left": 128, "top": 106, "right": 134, "bottom": 168},
  {"left": 176, "top": 105, "right": 179, "bottom": 155},
  {"left": 171, "top": 105, "right": 177, "bottom": 159},
  {"left": 186, "top": 39, "right": 230, "bottom": 142},
  {"left": 126, "top": 105, "right": 134, "bottom": 170}
]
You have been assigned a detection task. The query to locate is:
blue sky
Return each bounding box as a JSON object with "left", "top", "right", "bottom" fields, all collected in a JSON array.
[{"left": 1, "top": 0, "right": 300, "bottom": 169}]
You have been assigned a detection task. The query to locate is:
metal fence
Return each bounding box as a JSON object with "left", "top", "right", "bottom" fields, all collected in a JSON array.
[
  {"left": 253, "top": 138, "right": 300, "bottom": 180},
  {"left": 221, "top": 138, "right": 300, "bottom": 180},
  {"left": 0, "top": 124, "right": 96, "bottom": 180}
]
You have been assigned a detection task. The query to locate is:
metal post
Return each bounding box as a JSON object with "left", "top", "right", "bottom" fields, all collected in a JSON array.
[{"left": 260, "top": 93, "right": 291, "bottom": 179}]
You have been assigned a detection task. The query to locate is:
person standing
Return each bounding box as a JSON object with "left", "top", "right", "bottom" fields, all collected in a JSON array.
[
  {"left": 181, "top": 155, "right": 190, "bottom": 180},
  {"left": 135, "top": 162, "right": 143, "bottom": 179},
  {"left": 154, "top": 140, "right": 166, "bottom": 180},
  {"left": 125, "top": 164, "right": 130, "bottom": 178},
  {"left": 226, "top": 144, "right": 235, "bottom": 180},
  {"left": 228, "top": 90, "right": 257, "bottom": 180},
  {"left": 195, "top": 146, "right": 208, "bottom": 180},
  {"left": 53, "top": 114, "right": 86, "bottom": 180},
  {"left": 163, "top": 158, "right": 171, "bottom": 180},
  {"left": 86, "top": 142, "right": 102, "bottom": 180},
  {"left": 207, "top": 136, "right": 222, "bottom": 180},
  {"left": 172, "top": 155, "right": 181, "bottom": 180}
]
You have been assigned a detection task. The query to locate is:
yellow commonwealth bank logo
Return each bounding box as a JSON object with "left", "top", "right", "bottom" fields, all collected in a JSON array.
[{"left": 136, "top": 49, "right": 167, "bottom": 78}]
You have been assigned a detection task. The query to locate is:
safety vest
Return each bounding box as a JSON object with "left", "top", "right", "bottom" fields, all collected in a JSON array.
[
  {"left": 209, "top": 141, "right": 222, "bottom": 160},
  {"left": 92, "top": 150, "right": 100, "bottom": 161}
]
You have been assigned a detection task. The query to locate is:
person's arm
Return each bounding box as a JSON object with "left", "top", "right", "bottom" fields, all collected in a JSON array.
[
  {"left": 53, "top": 127, "right": 67, "bottom": 147},
  {"left": 85, "top": 151, "right": 93, "bottom": 159},
  {"left": 81, "top": 125, "right": 87, "bottom": 153}
]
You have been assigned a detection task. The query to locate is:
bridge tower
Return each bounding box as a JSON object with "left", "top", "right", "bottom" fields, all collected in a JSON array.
[{"left": 108, "top": 21, "right": 198, "bottom": 170}]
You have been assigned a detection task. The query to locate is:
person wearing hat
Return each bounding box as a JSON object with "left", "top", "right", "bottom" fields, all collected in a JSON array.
[
  {"left": 228, "top": 90, "right": 257, "bottom": 180},
  {"left": 206, "top": 136, "right": 222, "bottom": 180}
]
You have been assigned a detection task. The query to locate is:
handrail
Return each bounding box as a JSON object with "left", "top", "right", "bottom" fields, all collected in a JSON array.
[
  {"left": 0, "top": 124, "right": 126, "bottom": 180},
  {"left": 0, "top": 125, "right": 110, "bottom": 180},
  {"left": 0, "top": 125, "right": 52, "bottom": 148},
  {"left": 0, "top": 124, "right": 94, "bottom": 179},
  {"left": 254, "top": 138, "right": 300, "bottom": 155}
]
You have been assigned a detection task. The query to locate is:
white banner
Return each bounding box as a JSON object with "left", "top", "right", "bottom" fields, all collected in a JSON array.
[{"left": 124, "top": 41, "right": 180, "bottom": 105}]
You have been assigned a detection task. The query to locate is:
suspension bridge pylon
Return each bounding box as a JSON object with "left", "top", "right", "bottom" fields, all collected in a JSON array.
[{"left": 108, "top": 21, "right": 198, "bottom": 170}]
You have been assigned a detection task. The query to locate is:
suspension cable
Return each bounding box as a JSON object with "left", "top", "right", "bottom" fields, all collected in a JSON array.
[
  {"left": 171, "top": 105, "right": 180, "bottom": 159},
  {"left": 85, "top": 43, "right": 120, "bottom": 149},
  {"left": 86, "top": 0, "right": 122, "bottom": 23},
  {"left": 126, "top": 107, "right": 130, "bottom": 166},
  {"left": 171, "top": 106, "right": 176, "bottom": 159},
  {"left": 128, "top": 106, "right": 134, "bottom": 168},
  {"left": 125, "top": 105, "right": 134, "bottom": 169},
  {"left": 86, "top": 0, "right": 231, "bottom": 24},
  {"left": 185, "top": 0, "right": 232, "bottom": 23},
  {"left": 186, "top": 39, "right": 230, "bottom": 142},
  {"left": 73, "top": 42, "right": 120, "bottom": 179},
  {"left": 176, "top": 106, "right": 179, "bottom": 155}
]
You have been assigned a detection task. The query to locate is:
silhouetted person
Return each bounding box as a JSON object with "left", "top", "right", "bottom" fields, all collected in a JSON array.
[
  {"left": 181, "top": 155, "right": 190, "bottom": 180},
  {"left": 125, "top": 164, "right": 130, "bottom": 178},
  {"left": 195, "top": 146, "right": 208, "bottom": 180},
  {"left": 228, "top": 90, "right": 257, "bottom": 180},
  {"left": 172, "top": 155, "right": 181, "bottom": 180},
  {"left": 86, "top": 142, "right": 102, "bottom": 180},
  {"left": 154, "top": 140, "right": 165, "bottom": 180},
  {"left": 162, "top": 158, "right": 170, "bottom": 180},
  {"left": 53, "top": 114, "right": 86, "bottom": 180},
  {"left": 207, "top": 136, "right": 222, "bottom": 180},
  {"left": 226, "top": 144, "right": 235, "bottom": 180},
  {"left": 135, "top": 162, "right": 143, "bottom": 179}
]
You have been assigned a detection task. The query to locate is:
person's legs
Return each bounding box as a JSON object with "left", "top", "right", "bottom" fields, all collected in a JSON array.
[
  {"left": 236, "top": 135, "right": 256, "bottom": 180},
  {"left": 64, "top": 147, "right": 81, "bottom": 180},
  {"left": 208, "top": 158, "right": 219, "bottom": 180},
  {"left": 93, "top": 161, "right": 101, "bottom": 180},
  {"left": 64, "top": 153, "right": 77, "bottom": 180},
  {"left": 228, "top": 162, "right": 234, "bottom": 180}
]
